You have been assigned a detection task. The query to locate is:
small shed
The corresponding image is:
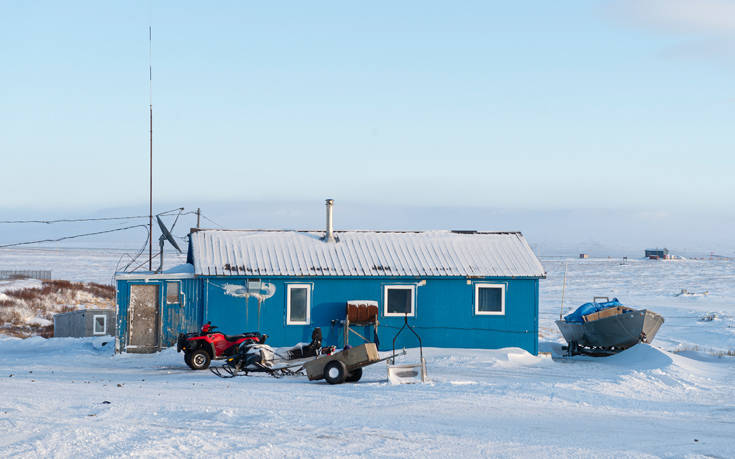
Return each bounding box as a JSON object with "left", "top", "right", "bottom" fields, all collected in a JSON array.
[
  {"left": 54, "top": 309, "right": 115, "bottom": 337},
  {"left": 579, "top": 253, "right": 589, "bottom": 259}
]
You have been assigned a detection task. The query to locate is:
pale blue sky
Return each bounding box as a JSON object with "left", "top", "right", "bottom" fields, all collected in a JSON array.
[{"left": 1, "top": 1, "right": 734, "bottom": 214}]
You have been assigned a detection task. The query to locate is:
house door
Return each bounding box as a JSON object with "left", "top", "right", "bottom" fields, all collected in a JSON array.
[
  {"left": 127, "top": 284, "right": 160, "bottom": 353},
  {"left": 161, "top": 281, "right": 185, "bottom": 347}
]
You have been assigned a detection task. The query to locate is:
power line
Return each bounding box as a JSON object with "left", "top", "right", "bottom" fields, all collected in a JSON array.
[
  {"left": 158, "top": 208, "right": 185, "bottom": 216},
  {"left": 114, "top": 226, "right": 152, "bottom": 274},
  {"left": 132, "top": 249, "right": 162, "bottom": 272},
  {"left": 0, "top": 207, "right": 185, "bottom": 225},
  {"left": 200, "top": 214, "right": 224, "bottom": 228},
  {"left": 0, "top": 224, "right": 150, "bottom": 248},
  {"left": 0, "top": 215, "right": 148, "bottom": 224}
]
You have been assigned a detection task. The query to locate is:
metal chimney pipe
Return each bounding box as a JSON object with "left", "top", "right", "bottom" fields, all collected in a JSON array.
[{"left": 325, "top": 199, "right": 335, "bottom": 242}]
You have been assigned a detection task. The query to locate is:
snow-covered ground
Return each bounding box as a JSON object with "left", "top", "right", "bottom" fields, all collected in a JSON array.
[
  {"left": 1, "top": 338, "right": 733, "bottom": 457},
  {"left": 0, "top": 253, "right": 734, "bottom": 457}
]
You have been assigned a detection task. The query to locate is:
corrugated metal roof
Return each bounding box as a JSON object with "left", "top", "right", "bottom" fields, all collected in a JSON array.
[{"left": 190, "top": 229, "right": 545, "bottom": 278}]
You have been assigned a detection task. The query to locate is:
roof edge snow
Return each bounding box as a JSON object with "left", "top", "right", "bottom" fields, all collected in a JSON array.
[{"left": 189, "top": 229, "right": 545, "bottom": 279}]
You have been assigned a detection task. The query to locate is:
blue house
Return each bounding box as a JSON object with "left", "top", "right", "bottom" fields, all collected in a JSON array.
[{"left": 115, "top": 210, "right": 545, "bottom": 355}]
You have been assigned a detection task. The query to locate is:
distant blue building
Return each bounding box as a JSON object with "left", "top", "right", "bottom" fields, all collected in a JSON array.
[
  {"left": 645, "top": 248, "right": 670, "bottom": 260},
  {"left": 115, "top": 209, "right": 545, "bottom": 355}
]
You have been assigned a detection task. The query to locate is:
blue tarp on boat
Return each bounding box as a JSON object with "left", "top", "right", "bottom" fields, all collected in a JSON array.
[{"left": 564, "top": 298, "right": 624, "bottom": 323}]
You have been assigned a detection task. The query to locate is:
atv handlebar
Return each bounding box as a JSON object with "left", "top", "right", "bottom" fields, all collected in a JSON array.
[{"left": 201, "top": 321, "right": 219, "bottom": 333}]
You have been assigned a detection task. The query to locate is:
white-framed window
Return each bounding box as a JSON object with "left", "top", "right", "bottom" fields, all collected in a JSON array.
[
  {"left": 383, "top": 285, "right": 415, "bottom": 317},
  {"left": 474, "top": 283, "right": 505, "bottom": 316},
  {"left": 166, "top": 281, "right": 180, "bottom": 304},
  {"left": 286, "top": 284, "right": 311, "bottom": 325},
  {"left": 93, "top": 314, "right": 107, "bottom": 335}
]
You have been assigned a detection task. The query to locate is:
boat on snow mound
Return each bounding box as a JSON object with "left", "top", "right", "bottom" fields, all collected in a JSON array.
[{"left": 556, "top": 297, "right": 664, "bottom": 356}]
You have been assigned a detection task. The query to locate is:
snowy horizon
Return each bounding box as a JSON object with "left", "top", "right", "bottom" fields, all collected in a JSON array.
[{"left": 2, "top": 200, "right": 733, "bottom": 258}]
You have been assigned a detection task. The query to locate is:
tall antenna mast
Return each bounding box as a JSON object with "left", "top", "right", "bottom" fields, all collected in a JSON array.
[{"left": 148, "top": 25, "right": 153, "bottom": 270}]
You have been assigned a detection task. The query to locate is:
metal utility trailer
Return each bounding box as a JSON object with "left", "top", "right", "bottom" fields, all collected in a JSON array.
[{"left": 303, "top": 343, "right": 403, "bottom": 385}]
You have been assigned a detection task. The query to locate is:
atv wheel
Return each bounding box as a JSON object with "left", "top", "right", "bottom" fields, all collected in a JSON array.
[
  {"left": 184, "top": 352, "right": 192, "bottom": 367},
  {"left": 324, "top": 360, "right": 347, "bottom": 384},
  {"left": 188, "top": 349, "right": 211, "bottom": 370},
  {"left": 345, "top": 367, "right": 363, "bottom": 383}
]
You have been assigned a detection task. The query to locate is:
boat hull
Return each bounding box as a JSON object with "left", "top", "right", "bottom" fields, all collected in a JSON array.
[{"left": 556, "top": 309, "right": 664, "bottom": 351}]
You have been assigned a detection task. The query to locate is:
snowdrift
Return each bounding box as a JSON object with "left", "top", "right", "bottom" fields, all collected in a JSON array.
[{"left": 602, "top": 343, "right": 673, "bottom": 370}]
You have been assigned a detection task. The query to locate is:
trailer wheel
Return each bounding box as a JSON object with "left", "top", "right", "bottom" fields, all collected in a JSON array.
[
  {"left": 324, "top": 360, "right": 347, "bottom": 384},
  {"left": 188, "top": 349, "right": 211, "bottom": 370},
  {"left": 345, "top": 367, "right": 363, "bottom": 383}
]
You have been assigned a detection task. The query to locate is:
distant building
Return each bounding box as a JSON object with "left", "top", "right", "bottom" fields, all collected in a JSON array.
[
  {"left": 54, "top": 309, "right": 115, "bottom": 337},
  {"left": 579, "top": 253, "right": 589, "bottom": 259},
  {"left": 0, "top": 270, "right": 51, "bottom": 280},
  {"left": 645, "top": 248, "right": 670, "bottom": 260}
]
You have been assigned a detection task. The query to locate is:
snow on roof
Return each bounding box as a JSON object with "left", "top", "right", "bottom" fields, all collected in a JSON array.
[
  {"left": 114, "top": 264, "right": 195, "bottom": 280},
  {"left": 165, "top": 264, "right": 195, "bottom": 274},
  {"left": 190, "top": 229, "right": 545, "bottom": 278}
]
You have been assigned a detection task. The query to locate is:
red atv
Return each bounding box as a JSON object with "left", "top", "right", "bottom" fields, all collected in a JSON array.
[{"left": 177, "top": 322, "right": 266, "bottom": 370}]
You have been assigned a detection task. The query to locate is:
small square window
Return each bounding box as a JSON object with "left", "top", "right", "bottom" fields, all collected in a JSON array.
[
  {"left": 475, "top": 284, "right": 505, "bottom": 315},
  {"left": 384, "top": 285, "right": 415, "bottom": 317},
  {"left": 166, "top": 282, "right": 180, "bottom": 304},
  {"left": 93, "top": 314, "right": 107, "bottom": 335},
  {"left": 286, "top": 284, "right": 311, "bottom": 325}
]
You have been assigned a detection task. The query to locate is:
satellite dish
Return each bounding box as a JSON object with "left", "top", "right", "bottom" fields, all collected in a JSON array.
[
  {"left": 156, "top": 215, "right": 182, "bottom": 253},
  {"left": 155, "top": 214, "right": 182, "bottom": 273}
]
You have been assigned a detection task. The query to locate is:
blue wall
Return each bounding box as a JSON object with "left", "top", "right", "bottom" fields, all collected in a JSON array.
[
  {"left": 117, "top": 275, "right": 539, "bottom": 354},
  {"left": 201, "top": 276, "right": 538, "bottom": 354}
]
